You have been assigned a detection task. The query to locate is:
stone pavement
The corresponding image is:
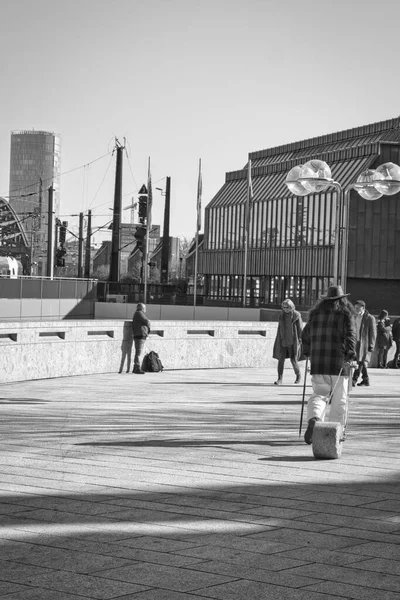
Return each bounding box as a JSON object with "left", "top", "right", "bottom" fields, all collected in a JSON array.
[{"left": 0, "top": 366, "right": 399, "bottom": 600}]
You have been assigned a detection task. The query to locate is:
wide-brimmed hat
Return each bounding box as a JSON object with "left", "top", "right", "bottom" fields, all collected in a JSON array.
[{"left": 323, "top": 285, "right": 350, "bottom": 300}]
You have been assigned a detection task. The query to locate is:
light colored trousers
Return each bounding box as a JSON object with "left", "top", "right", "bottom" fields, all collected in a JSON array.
[{"left": 306, "top": 374, "right": 349, "bottom": 428}]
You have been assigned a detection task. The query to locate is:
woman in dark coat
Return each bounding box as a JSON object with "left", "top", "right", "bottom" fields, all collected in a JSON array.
[
  {"left": 273, "top": 299, "right": 303, "bottom": 385},
  {"left": 376, "top": 310, "right": 392, "bottom": 368}
]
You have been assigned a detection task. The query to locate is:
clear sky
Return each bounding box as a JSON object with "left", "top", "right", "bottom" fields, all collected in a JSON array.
[{"left": 1, "top": 0, "right": 400, "bottom": 243}]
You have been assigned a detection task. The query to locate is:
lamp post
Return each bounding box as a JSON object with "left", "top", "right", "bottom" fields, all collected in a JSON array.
[
  {"left": 285, "top": 159, "right": 400, "bottom": 290},
  {"left": 156, "top": 179, "right": 171, "bottom": 285}
]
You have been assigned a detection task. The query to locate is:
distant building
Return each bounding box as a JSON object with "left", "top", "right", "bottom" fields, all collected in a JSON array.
[
  {"left": 185, "top": 234, "right": 204, "bottom": 294},
  {"left": 119, "top": 223, "right": 148, "bottom": 277},
  {"left": 8, "top": 130, "right": 61, "bottom": 275},
  {"left": 198, "top": 117, "right": 400, "bottom": 312},
  {"left": 127, "top": 225, "right": 161, "bottom": 280},
  {"left": 92, "top": 241, "right": 111, "bottom": 277},
  {"left": 59, "top": 237, "right": 97, "bottom": 278},
  {"left": 61, "top": 238, "right": 80, "bottom": 277},
  {"left": 93, "top": 224, "right": 162, "bottom": 280},
  {"left": 149, "top": 236, "right": 180, "bottom": 281},
  {"left": 186, "top": 234, "right": 204, "bottom": 280}
]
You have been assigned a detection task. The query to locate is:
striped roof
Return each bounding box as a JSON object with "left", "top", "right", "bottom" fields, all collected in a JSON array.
[
  {"left": 249, "top": 116, "right": 400, "bottom": 165},
  {"left": 207, "top": 117, "right": 400, "bottom": 209}
]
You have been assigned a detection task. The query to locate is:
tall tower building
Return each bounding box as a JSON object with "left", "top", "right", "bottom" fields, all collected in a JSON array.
[{"left": 9, "top": 130, "right": 61, "bottom": 275}]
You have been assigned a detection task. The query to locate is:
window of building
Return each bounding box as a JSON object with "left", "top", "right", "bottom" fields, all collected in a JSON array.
[
  {"left": 328, "top": 192, "right": 336, "bottom": 245},
  {"left": 251, "top": 202, "right": 258, "bottom": 247},
  {"left": 238, "top": 204, "right": 244, "bottom": 248},
  {"left": 276, "top": 198, "right": 282, "bottom": 246},
  {"left": 270, "top": 199, "right": 277, "bottom": 247},
  {"left": 226, "top": 206, "right": 232, "bottom": 250},
  {"left": 286, "top": 196, "right": 294, "bottom": 246},
  {"left": 221, "top": 207, "right": 228, "bottom": 249},
  {"left": 313, "top": 195, "right": 320, "bottom": 245},
  {"left": 231, "top": 205, "right": 237, "bottom": 249},
  {"left": 257, "top": 202, "right": 263, "bottom": 248},
  {"left": 210, "top": 209, "right": 217, "bottom": 250}
]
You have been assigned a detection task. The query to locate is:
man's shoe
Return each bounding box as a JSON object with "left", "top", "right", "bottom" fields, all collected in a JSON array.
[
  {"left": 133, "top": 368, "right": 146, "bottom": 374},
  {"left": 274, "top": 378, "right": 282, "bottom": 385},
  {"left": 294, "top": 374, "right": 301, "bottom": 384},
  {"left": 304, "top": 417, "right": 320, "bottom": 445},
  {"left": 357, "top": 380, "right": 370, "bottom": 386},
  {"left": 352, "top": 378, "right": 358, "bottom": 386}
]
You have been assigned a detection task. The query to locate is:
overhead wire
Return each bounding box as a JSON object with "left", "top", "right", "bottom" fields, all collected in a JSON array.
[
  {"left": 88, "top": 153, "right": 114, "bottom": 209},
  {"left": 125, "top": 150, "right": 139, "bottom": 194},
  {"left": 2, "top": 140, "right": 158, "bottom": 244},
  {"left": 2, "top": 150, "right": 113, "bottom": 199}
]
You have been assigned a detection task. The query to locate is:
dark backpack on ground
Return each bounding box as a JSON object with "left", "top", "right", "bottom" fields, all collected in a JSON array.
[
  {"left": 387, "top": 358, "right": 399, "bottom": 369},
  {"left": 142, "top": 351, "right": 164, "bottom": 373}
]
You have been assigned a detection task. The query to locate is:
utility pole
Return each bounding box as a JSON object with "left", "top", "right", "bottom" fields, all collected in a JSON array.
[
  {"left": 38, "top": 177, "right": 43, "bottom": 216},
  {"left": 46, "top": 185, "right": 54, "bottom": 279},
  {"left": 78, "top": 212, "right": 84, "bottom": 278},
  {"left": 30, "top": 228, "right": 34, "bottom": 276},
  {"left": 84, "top": 209, "right": 92, "bottom": 278},
  {"left": 109, "top": 139, "right": 124, "bottom": 289},
  {"left": 161, "top": 176, "right": 171, "bottom": 284},
  {"left": 54, "top": 218, "right": 60, "bottom": 271},
  {"left": 38, "top": 177, "right": 43, "bottom": 262}
]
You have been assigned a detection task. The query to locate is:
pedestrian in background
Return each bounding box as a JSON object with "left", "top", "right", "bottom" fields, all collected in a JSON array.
[
  {"left": 132, "top": 303, "right": 151, "bottom": 374},
  {"left": 376, "top": 310, "right": 392, "bottom": 368},
  {"left": 301, "top": 285, "right": 357, "bottom": 445},
  {"left": 391, "top": 316, "right": 400, "bottom": 368},
  {"left": 352, "top": 300, "right": 377, "bottom": 386},
  {"left": 273, "top": 299, "right": 303, "bottom": 385}
]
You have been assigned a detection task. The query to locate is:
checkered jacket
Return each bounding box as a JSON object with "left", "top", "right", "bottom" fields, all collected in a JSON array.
[{"left": 301, "top": 309, "right": 357, "bottom": 375}]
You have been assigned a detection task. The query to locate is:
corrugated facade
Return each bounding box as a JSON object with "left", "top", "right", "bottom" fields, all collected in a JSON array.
[{"left": 197, "top": 117, "right": 400, "bottom": 311}]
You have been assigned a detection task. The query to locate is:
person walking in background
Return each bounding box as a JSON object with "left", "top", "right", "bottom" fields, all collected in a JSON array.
[
  {"left": 376, "top": 310, "right": 392, "bottom": 368},
  {"left": 132, "top": 303, "right": 151, "bottom": 374},
  {"left": 301, "top": 285, "right": 357, "bottom": 445},
  {"left": 392, "top": 316, "right": 400, "bottom": 368},
  {"left": 352, "top": 300, "right": 377, "bottom": 386},
  {"left": 273, "top": 299, "right": 303, "bottom": 385}
]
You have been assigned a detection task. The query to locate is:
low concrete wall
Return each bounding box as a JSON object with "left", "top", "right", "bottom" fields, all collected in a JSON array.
[
  {"left": 0, "top": 298, "right": 94, "bottom": 320},
  {"left": 94, "top": 302, "right": 263, "bottom": 322},
  {"left": 0, "top": 319, "right": 278, "bottom": 383},
  {"left": 1, "top": 317, "right": 392, "bottom": 383}
]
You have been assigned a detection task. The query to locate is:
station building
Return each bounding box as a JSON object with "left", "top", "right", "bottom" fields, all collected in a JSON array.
[{"left": 196, "top": 117, "right": 400, "bottom": 313}]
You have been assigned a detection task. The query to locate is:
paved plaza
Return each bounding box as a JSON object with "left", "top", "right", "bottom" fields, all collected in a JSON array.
[{"left": 0, "top": 366, "right": 399, "bottom": 599}]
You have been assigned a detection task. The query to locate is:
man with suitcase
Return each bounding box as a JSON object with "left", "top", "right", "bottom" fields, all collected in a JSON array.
[{"left": 301, "top": 286, "right": 357, "bottom": 445}]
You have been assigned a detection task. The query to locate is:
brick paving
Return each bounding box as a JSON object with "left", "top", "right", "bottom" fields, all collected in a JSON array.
[{"left": 0, "top": 366, "right": 399, "bottom": 599}]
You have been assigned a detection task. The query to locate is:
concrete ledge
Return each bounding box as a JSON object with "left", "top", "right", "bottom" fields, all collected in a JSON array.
[
  {"left": 94, "top": 302, "right": 263, "bottom": 322},
  {"left": 0, "top": 298, "right": 93, "bottom": 320},
  {"left": 0, "top": 316, "right": 393, "bottom": 383},
  {"left": 0, "top": 320, "right": 278, "bottom": 383}
]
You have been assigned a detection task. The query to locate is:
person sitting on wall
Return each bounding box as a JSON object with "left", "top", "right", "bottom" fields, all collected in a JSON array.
[
  {"left": 132, "top": 303, "right": 151, "bottom": 374},
  {"left": 273, "top": 299, "right": 304, "bottom": 385}
]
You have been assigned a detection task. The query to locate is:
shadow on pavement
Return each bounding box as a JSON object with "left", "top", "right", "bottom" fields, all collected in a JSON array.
[
  {"left": 0, "top": 398, "right": 51, "bottom": 404},
  {"left": 76, "top": 439, "right": 302, "bottom": 448}
]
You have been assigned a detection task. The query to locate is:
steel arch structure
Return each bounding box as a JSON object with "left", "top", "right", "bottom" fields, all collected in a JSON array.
[{"left": 0, "top": 197, "right": 30, "bottom": 272}]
